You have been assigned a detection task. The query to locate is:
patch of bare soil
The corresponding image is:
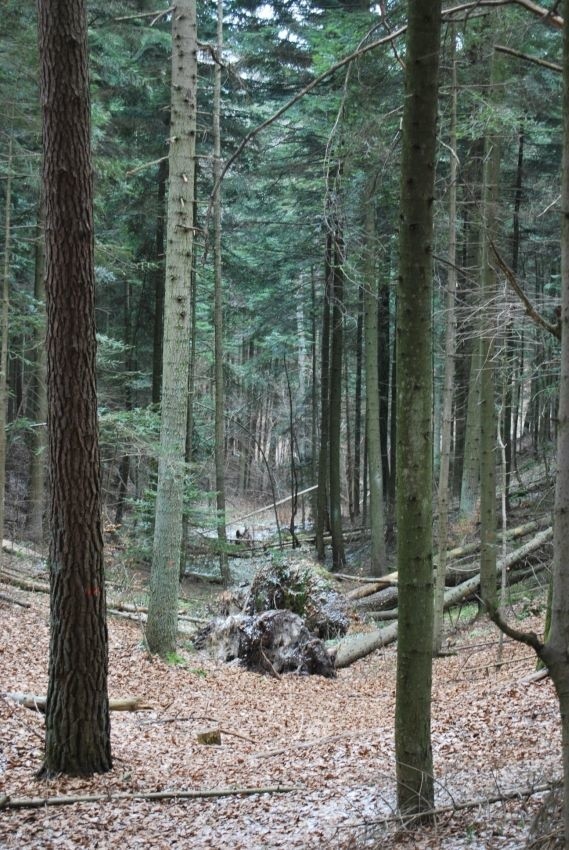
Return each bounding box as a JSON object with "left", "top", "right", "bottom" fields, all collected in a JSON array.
[{"left": 0, "top": 560, "right": 561, "bottom": 849}]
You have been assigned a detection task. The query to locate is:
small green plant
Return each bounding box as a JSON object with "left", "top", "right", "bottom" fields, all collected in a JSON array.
[
  {"left": 165, "top": 651, "right": 186, "bottom": 666},
  {"left": 190, "top": 667, "right": 207, "bottom": 679}
]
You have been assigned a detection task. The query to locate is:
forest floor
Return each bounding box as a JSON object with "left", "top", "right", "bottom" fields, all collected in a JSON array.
[{"left": 0, "top": 545, "right": 561, "bottom": 850}]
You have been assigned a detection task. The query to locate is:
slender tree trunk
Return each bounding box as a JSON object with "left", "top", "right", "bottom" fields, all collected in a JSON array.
[
  {"left": 378, "top": 278, "right": 390, "bottom": 502},
  {"left": 38, "top": 0, "right": 111, "bottom": 776},
  {"left": 0, "top": 129, "right": 13, "bottom": 553},
  {"left": 26, "top": 198, "right": 48, "bottom": 545},
  {"left": 504, "top": 126, "right": 525, "bottom": 508},
  {"left": 181, "top": 159, "right": 199, "bottom": 572},
  {"left": 329, "top": 227, "right": 346, "bottom": 570},
  {"left": 344, "top": 357, "right": 354, "bottom": 523},
  {"left": 480, "top": 51, "right": 500, "bottom": 611},
  {"left": 395, "top": 0, "right": 441, "bottom": 817},
  {"left": 353, "top": 284, "right": 363, "bottom": 519},
  {"left": 114, "top": 280, "right": 133, "bottom": 528},
  {"left": 434, "top": 31, "right": 458, "bottom": 654},
  {"left": 311, "top": 268, "right": 318, "bottom": 525},
  {"left": 213, "top": 0, "right": 229, "bottom": 584},
  {"left": 151, "top": 159, "right": 167, "bottom": 406},
  {"left": 363, "top": 190, "right": 386, "bottom": 575},
  {"left": 146, "top": 0, "right": 197, "bottom": 655},
  {"left": 315, "top": 239, "right": 332, "bottom": 561}
]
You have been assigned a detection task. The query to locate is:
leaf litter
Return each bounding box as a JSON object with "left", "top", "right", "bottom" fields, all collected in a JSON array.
[{"left": 0, "top": 568, "right": 561, "bottom": 849}]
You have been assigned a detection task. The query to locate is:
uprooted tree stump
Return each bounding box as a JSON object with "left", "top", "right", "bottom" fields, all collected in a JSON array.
[
  {"left": 241, "top": 560, "right": 349, "bottom": 639},
  {"left": 194, "top": 609, "right": 336, "bottom": 678}
]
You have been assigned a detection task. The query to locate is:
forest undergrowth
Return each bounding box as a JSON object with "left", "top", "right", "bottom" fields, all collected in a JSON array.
[{"left": 0, "top": 549, "right": 561, "bottom": 849}]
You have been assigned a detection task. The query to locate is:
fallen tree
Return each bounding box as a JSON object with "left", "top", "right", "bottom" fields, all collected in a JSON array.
[
  {"left": 333, "top": 526, "right": 552, "bottom": 668},
  {"left": 342, "top": 517, "right": 549, "bottom": 600}
]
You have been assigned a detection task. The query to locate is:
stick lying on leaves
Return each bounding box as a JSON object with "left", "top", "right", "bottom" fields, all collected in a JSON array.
[
  {"left": 0, "top": 785, "right": 298, "bottom": 811},
  {"left": 6, "top": 693, "right": 152, "bottom": 713}
]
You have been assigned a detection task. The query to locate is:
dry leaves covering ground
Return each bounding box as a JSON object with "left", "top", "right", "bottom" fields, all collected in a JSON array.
[{"left": 0, "top": 563, "right": 561, "bottom": 849}]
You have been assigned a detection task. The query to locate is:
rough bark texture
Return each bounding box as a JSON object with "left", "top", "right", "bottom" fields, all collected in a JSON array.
[
  {"left": 38, "top": 0, "right": 111, "bottom": 776},
  {"left": 395, "top": 0, "right": 441, "bottom": 816},
  {"left": 146, "top": 0, "right": 197, "bottom": 655}
]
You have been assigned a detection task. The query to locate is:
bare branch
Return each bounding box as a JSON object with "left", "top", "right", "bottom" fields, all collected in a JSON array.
[
  {"left": 495, "top": 44, "right": 562, "bottom": 72},
  {"left": 491, "top": 241, "right": 561, "bottom": 339}
]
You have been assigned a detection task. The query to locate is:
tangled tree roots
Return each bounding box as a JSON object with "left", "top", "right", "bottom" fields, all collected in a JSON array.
[
  {"left": 194, "top": 610, "right": 336, "bottom": 678},
  {"left": 242, "top": 561, "right": 349, "bottom": 639}
]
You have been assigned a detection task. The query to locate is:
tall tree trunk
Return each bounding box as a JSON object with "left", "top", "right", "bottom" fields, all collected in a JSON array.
[
  {"left": 344, "top": 357, "right": 354, "bottom": 523},
  {"left": 315, "top": 238, "right": 332, "bottom": 561},
  {"left": 114, "top": 280, "right": 133, "bottom": 528},
  {"left": 480, "top": 51, "right": 500, "bottom": 611},
  {"left": 329, "top": 227, "right": 346, "bottom": 571},
  {"left": 38, "top": 0, "right": 111, "bottom": 776},
  {"left": 434, "top": 30, "right": 458, "bottom": 654},
  {"left": 26, "top": 198, "right": 48, "bottom": 545},
  {"left": 378, "top": 278, "right": 390, "bottom": 502},
  {"left": 146, "top": 0, "right": 197, "bottom": 655},
  {"left": 353, "top": 284, "right": 363, "bottom": 519},
  {"left": 504, "top": 126, "right": 525, "bottom": 507},
  {"left": 151, "top": 158, "right": 167, "bottom": 406},
  {"left": 0, "top": 129, "right": 12, "bottom": 553},
  {"left": 363, "top": 190, "right": 386, "bottom": 575},
  {"left": 395, "top": 0, "right": 441, "bottom": 817},
  {"left": 213, "top": 0, "right": 229, "bottom": 584}
]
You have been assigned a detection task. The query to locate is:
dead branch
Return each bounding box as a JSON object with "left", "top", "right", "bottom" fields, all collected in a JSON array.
[
  {"left": 357, "top": 781, "right": 560, "bottom": 832},
  {"left": 495, "top": 44, "right": 562, "bottom": 72},
  {"left": 491, "top": 242, "right": 561, "bottom": 339},
  {"left": 7, "top": 693, "right": 153, "bottom": 713},
  {"left": 0, "top": 785, "right": 298, "bottom": 811}
]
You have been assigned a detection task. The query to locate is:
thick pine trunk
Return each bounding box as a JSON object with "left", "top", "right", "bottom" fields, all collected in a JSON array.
[
  {"left": 395, "top": 0, "right": 441, "bottom": 817},
  {"left": 38, "top": 0, "right": 111, "bottom": 776}
]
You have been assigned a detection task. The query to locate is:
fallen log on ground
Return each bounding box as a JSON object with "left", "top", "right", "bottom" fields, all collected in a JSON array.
[
  {"left": 345, "top": 573, "right": 398, "bottom": 601},
  {"left": 0, "top": 592, "right": 31, "bottom": 608},
  {"left": 334, "top": 526, "right": 553, "bottom": 668},
  {"left": 110, "top": 600, "right": 206, "bottom": 624},
  {"left": 343, "top": 517, "right": 549, "bottom": 599},
  {"left": 0, "top": 570, "right": 49, "bottom": 594},
  {"left": 353, "top": 586, "right": 399, "bottom": 611},
  {"left": 0, "top": 784, "right": 298, "bottom": 811},
  {"left": 7, "top": 693, "right": 152, "bottom": 712}
]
